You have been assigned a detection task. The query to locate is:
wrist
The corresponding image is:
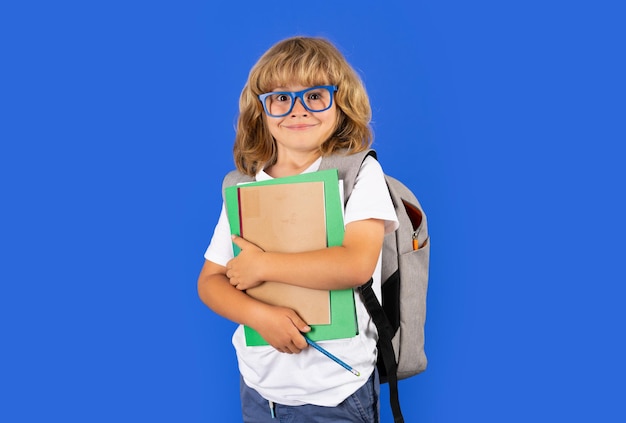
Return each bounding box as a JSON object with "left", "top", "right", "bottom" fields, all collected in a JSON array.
[
  {"left": 244, "top": 301, "right": 273, "bottom": 332},
  {"left": 257, "top": 251, "right": 274, "bottom": 283}
]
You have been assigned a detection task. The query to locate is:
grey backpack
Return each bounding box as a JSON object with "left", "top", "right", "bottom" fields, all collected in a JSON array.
[{"left": 320, "top": 149, "right": 429, "bottom": 423}]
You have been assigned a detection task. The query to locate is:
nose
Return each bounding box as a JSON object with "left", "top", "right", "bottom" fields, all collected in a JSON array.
[{"left": 291, "top": 98, "right": 308, "bottom": 116}]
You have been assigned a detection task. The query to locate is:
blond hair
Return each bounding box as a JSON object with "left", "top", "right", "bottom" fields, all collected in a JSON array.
[{"left": 233, "top": 36, "right": 373, "bottom": 176}]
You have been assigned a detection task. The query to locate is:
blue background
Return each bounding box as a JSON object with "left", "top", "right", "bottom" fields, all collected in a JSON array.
[{"left": 2, "top": 1, "right": 625, "bottom": 422}]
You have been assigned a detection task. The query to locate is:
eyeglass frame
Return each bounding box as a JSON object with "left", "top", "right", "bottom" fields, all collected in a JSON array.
[{"left": 258, "top": 85, "right": 338, "bottom": 118}]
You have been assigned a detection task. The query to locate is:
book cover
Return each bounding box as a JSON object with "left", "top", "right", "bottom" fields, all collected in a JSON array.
[
  {"left": 224, "top": 169, "right": 358, "bottom": 346},
  {"left": 239, "top": 181, "right": 330, "bottom": 325}
]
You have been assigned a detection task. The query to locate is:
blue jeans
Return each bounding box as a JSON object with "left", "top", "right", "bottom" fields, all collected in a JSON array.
[{"left": 240, "top": 369, "right": 380, "bottom": 423}]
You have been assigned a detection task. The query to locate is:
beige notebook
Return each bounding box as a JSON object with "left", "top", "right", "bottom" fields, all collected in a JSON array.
[{"left": 238, "top": 181, "right": 330, "bottom": 325}]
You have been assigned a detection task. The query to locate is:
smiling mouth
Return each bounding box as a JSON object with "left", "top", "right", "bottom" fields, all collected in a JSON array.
[{"left": 284, "top": 124, "right": 317, "bottom": 130}]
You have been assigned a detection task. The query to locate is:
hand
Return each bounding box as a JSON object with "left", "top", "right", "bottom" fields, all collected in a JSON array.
[
  {"left": 226, "top": 235, "right": 265, "bottom": 291},
  {"left": 254, "top": 305, "right": 311, "bottom": 354}
]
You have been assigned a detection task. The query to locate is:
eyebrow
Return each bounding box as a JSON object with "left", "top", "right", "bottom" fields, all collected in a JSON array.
[
  {"left": 272, "top": 87, "right": 304, "bottom": 92},
  {"left": 271, "top": 85, "right": 325, "bottom": 92}
]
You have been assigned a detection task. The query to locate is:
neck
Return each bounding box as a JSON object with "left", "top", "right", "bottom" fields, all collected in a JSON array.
[{"left": 266, "top": 151, "right": 321, "bottom": 178}]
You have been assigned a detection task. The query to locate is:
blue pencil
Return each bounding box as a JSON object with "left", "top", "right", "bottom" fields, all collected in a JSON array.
[{"left": 305, "top": 337, "right": 360, "bottom": 377}]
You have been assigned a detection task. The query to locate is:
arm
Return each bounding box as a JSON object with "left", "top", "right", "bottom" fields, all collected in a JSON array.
[
  {"left": 225, "top": 217, "right": 385, "bottom": 291},
  {"left": 197, "top": 259, "right": 311, "bottom": 353}
]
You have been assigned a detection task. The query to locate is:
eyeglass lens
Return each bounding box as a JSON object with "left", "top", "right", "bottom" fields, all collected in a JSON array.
[{"left": 263, "top": 87, "right": 332, "bottom": 117}]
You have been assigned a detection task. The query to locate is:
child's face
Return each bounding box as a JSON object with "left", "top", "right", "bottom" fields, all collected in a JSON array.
[{"left": 264, "top": 84, "right": 338, "bottom": 156}]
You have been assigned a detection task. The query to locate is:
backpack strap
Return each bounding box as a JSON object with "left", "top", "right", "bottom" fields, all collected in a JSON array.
[
  {"left": 221, "top": 170, "right": 254, "bottom": 200},
  {"left": 320, "top": 148, "right": 405, "bottom": 423},
  {"left": 360, "top": 279, "right": 404, "bottom": 423},
  {"left": 318, "top": 148, "right": 376, "bottom": 204}
]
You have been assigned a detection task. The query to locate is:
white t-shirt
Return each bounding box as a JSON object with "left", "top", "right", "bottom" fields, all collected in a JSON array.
[{"left": 204, "top": 155, "right": 398, "bottom": 406}]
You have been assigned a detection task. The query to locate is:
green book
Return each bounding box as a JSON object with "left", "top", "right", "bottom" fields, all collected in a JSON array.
[{"left": 224, "top": 169, "right": 358, "bottom": 346}]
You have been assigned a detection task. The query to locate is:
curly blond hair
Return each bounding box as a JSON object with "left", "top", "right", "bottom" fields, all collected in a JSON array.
[{"left": 233, "top": 36, "right": 373, "bottom": 176}]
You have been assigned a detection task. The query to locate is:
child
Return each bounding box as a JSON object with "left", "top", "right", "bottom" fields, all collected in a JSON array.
[{"left": 197, "top": 36, "right": 398, "bottom": 422}]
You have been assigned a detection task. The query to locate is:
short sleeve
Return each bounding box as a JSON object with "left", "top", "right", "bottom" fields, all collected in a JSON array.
[{"left": 203, "top": 203, "right": 235, "bottom": 266}]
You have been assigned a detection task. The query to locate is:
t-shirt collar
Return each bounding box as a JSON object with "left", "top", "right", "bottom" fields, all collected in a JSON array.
[{"left": 256, "top": 156, "right": 322, "bottom": 181}]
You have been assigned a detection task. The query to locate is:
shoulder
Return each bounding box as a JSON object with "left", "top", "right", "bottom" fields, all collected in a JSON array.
[
  {"left": 353, "top": 154, "right": 385, "bottom": 188},
  {"left": 344, "top": 154, "right": 398, "bottom": 229},
  {"left": 359, "top": 154, "right": 383, "bottom": 174},
  {"left": 320, "top": 149, "right": 378, "bottom": 201}
]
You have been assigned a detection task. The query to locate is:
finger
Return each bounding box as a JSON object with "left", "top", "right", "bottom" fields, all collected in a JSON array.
[
  {"left": 293, "top": 334, "right": 308, "bottom": 351},
  {"left": 285, "top": 342, "right": 301, "bottom": 354},
  {"left": 288, "top": 313, "right": 311, "bottom": 334},
  {"left": 231, "top": 234, "right": 248, "bottom": 249}
]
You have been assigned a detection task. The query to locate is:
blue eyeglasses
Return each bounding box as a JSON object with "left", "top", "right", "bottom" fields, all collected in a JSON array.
[{"left": 258, "top": 85, "right": 338, "bottom": 118}]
